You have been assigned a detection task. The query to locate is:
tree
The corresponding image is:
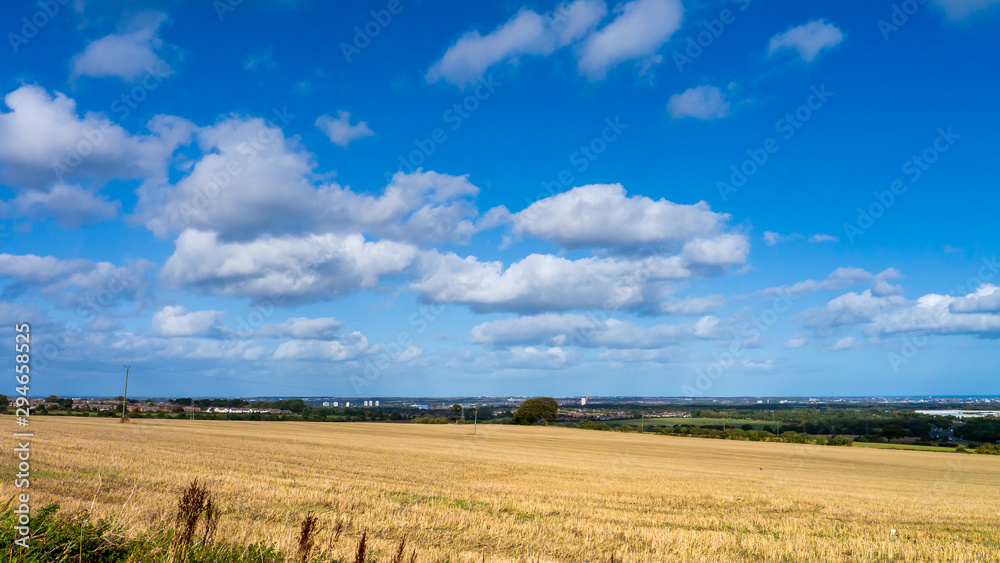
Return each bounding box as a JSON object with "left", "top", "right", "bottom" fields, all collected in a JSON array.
[
  {"left": 880, "top": 424, "right": 907, "bottom": 442},
  {"left": 512, "top": 397, "right": 558, "bottom": 425}
]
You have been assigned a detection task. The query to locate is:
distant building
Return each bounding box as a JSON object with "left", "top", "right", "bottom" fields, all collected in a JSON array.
[
  {"left": 322, "top": 401, "right": 330, "bottom": 407},
  {"left": 375, "top": 400, "right": 380, "bottom": 407}
]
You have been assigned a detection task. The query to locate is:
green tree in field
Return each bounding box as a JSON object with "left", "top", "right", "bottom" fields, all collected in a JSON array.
[
  {"left": 512, "top": 397, "right": 558, "bottom": 425},
  {"left": 880, "top": 424, "right": 907, "bottom": 442}
]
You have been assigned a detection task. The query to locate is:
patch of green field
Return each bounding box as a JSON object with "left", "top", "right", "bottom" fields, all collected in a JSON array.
[
  {"left": 604, "top": 417, "right": 776, "bottom": 429},
  {"left": 853, "top": 442, "right": 957, "bottom": 452}
]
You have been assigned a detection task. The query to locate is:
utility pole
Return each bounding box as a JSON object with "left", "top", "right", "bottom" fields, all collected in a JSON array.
[
  {"left": 120, "top": 365, "right": 131, "bottom": 423},
  {"left": 473, "top": 405, "right": 478, "bottom": 435}
]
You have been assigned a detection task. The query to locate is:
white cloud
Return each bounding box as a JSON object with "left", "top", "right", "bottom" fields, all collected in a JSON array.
[
  {"left": 469, "top": 313, "right": 728, "bottom": 348},
  {"left": 494, "top": 346, "right": 578, "bottom": 369},
  {"left": 784, "top": 336, "right": 808, "bottom": 349},
  {"left": 0, "top": 85, "right": 193, "bottom": 187},
  {"left": 427, "top": 0, "right": 606, "bottom": 86},
  {"left": 759, "top": 267, "right": 897, "bottom": 298},
  {"left": 596, "top": 347, "right": 683, "bottom": 363},
  {"left": 865, "top": 284, "right": 1000, "bottom": 337},
  {"left": 9, "top": 182, "right": 118, "bottom": 227},
  {"left": 656, "top": 295, "right": 724, "bottom": 315},
  {"left": 667, "top": 85, "right": 729, "bottom": 120},
  {"left": 763, "top": 231, "right": 801, "bottom": 246},
  {"left": 137, "top": 115, "right": 481, "bottom": 244},
  {"left": 244, "top": 46, "right": 277, "bottom": 72},
  {"left": 799, "top": 289, "right": 907, "bottom": 330},
  {"left": 809, "top": 233, "right": 839, "bottom": 243},
  {"left": 72, "top": 11, "right": 174, "bottom": 82},
  {"left": 98, "top": 332, "right": 267, "bottom": 361},
  {"left": 768, "top": 20, "right": 843, "bottom": 63},
  {"left": 413, "top": 238, "right": 746, "bottom": 313},
  {"left": 315, "top": 111, "right": 375, "bottom": 147},
  {"left": 161, "top": 229, "right": 419, "bottom": 301},
  {"left": 152, "top": 305, "right": 225, "bottom": 337},
  {"left": 512, "top": 184, "right": 730, "bottom": 251},
  {"left": 949, "top": 284, "right": 1000, "bottom": 313},
  {"left": 828, "top": 336, "right": 863, "bottom": 351},
  {"left": 578, "top": 0, "right": 684, "bottom": 79},
  {"left": 251, "top": 317, "right": 345, "bottom": 339},
  {"left": 273, "top": 332, "right": 370, "bottom": 361},
  {"left": 0, "top": 253, "right": 152, "bottom": 308},
  {"left": 933, "top": 0, "right": 1000, "bottom": 19}
]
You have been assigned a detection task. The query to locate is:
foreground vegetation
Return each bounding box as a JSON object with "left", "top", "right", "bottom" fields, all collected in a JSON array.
[{"left": 4, "top": 417, "right": 1000, "bottom": 562}]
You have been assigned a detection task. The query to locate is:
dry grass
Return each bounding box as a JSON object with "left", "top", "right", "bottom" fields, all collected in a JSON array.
[{"left": 3, "top": 417, "right": 999, "bottom": 562}]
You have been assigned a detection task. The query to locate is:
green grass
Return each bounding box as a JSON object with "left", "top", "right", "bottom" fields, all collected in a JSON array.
[
  {"left": 604, "top": 417, "right": 776, "bottom": 429},
  {"left": 853, "top": 442, "right": 957, "bottom": 452},
  {"left": 1, "top": 502, "right": 286, "bottom": 563}
]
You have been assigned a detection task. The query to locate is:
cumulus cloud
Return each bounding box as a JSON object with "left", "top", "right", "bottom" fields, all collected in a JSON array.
[
  {"left": 933, "top": 0, "right": 1000, "bottom": 19},
  {"left": 809, "top": 233, "right": 839, "bottom": 243},
  {"left": 667, "top": 85, "right": 729, "bottom": 120},
  {"left": 867, "top": 284, "right": 1000, "bottom": 338},
  {"left": 759, "top": 267, "right": 898, "bottom": 299},
  {"left": 152, "top": 305, "right": 225, "bottom": 337},
  {"left": 511, "top": 184, "right": 730, "bottom": 251},
  {"left": 798, "top": 289, "right": 907, "bottom": 330},
  {"left": 413, "top": 238, "right": 746, "bottom": 313},
  {"left": 0, "top": 253, "right": 153, "bottom": 309},
  {"left": 784, "top": 336, "right": 808, "bottom": 349},
  {"left": 161, "top": 230, "right": 419, "bottom": 301},
  {"left": 494, "top": 346, "right": 578, "bottom": 369},
  {"left": 578, "top": 0, "right": 684, "bottom": 79},
  {"left": 828, "top": 336, "right": 863, "bottom": 351},
  {"left": 656, "top": 295, "right": 724, "bottom": 315},
  {"left": 137, "top": 115, "right": 482, "bottom": 244},
  {"left": 272, "top": 331, "right": 370, "bottom": 361},
  {"left": 469, "top": 313, "right": 727, "bottom": 348},
  {"left": 72, "top": 11, "right": 174, "bottom": 82},
  {"left": 0, "top": 85, "right": 193, "bottom": 187},
  {"left": 315, "top": 111, "right": 375, "bottom": 147},
  {"left": 596, "top": 347, "right": 683, "bottom": 363},
  {"left": 768, "top": 20, "right": 843, "bottom": 63},
  {"left": 249, "top": 317, "right": 345, "bottom": 339},
  {"left": 763, "top": 231, "right": 801, "bottom": 246},
  {"left": 427, "top": 0, "right": 606, "bottom": 86},
  {"left": 949, "top": 284, "right": 1000, "bottom": 313},
  {"left": 8, "top": 182, "right": 119, "bottom": 227}
]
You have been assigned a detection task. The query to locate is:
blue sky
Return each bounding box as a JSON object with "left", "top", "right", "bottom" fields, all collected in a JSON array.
[{"left": 2, "top": 0, "right": 999, "bottom": 398}]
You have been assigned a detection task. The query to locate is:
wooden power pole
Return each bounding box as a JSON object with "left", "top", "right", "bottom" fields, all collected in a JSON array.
[{"left": 120, "top": 365, "right": 131, "bottom": 423}]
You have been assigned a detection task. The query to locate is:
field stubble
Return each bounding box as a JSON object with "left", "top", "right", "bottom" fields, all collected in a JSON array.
[{"left": 2, "top": 417, "right": 998, "bottom": 562}]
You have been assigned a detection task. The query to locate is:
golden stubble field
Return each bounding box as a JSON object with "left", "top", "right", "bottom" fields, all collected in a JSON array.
[{"left": 2, "top": 417, "right": 999, "bottom": 563}]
